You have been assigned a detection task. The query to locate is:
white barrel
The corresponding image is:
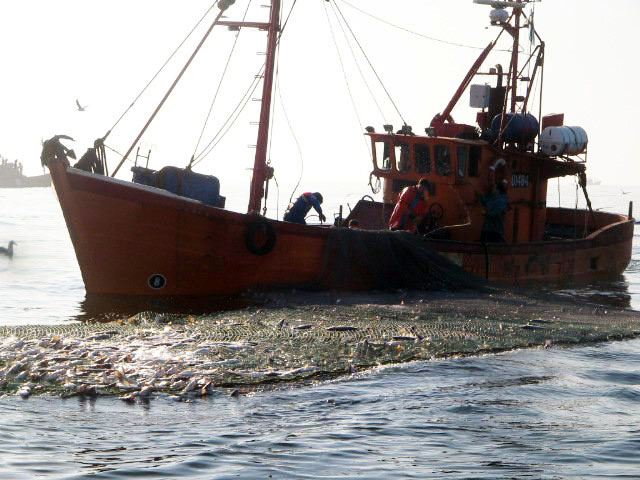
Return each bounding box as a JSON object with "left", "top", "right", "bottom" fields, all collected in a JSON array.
[{"left": 540, "top": 126, "right": 588, "bottom": 156}]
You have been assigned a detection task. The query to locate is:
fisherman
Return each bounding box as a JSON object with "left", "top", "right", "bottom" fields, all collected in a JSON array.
[
  {"left": 480, "top": 179, "right": 509, "bottom": 243},
  {"left": 389, "top": 178, "right": 430, "bottom": 233},
  {"left": 283, "top": 192, "right": 326, "bottom": 225},
  {"left": 74, "top": 147, "right": 105, "bottom": 175}
]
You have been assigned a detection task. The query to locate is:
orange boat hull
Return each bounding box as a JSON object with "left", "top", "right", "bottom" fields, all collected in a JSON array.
[
  {"left": 49, "top": 160, "right": 634, "bottom": 296},
  {"left": 50, "top": 161, "right": 329, "bottom": 295},
  {"left": 431, "top": 210, "right": 634, "bottom": 285}
]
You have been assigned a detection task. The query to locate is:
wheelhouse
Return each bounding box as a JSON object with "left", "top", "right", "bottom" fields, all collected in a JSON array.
[{"left": 367, "top": 131, "right": 584, "bottom": 244}]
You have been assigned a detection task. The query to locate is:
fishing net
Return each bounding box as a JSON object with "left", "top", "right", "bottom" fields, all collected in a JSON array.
[
  {"left": 318, "top": 229, "right": 484, "bottom": 291},
  {"left": 1, "top": 290, "right": 639, "bottom": 399}
]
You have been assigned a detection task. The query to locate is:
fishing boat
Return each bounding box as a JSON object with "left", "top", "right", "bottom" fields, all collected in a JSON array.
[
  {"left": 0, "top": 155, "right": 51, "bottom": 188},
  {"left": 586, "top": 177, "right": 602, "bottom": 186},
  {"left": 43, "top": 0, "right": 633, "bottom": 296}
]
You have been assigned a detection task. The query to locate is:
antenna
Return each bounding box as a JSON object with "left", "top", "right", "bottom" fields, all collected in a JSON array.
[
  {"left": 474, "top": 1, "right": 538, "bottom": 25},
  {"left": 473, "top": 0, "right": 527, "bottom": 8}
]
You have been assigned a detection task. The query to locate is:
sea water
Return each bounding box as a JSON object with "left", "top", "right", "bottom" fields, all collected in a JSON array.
[{"left": 0, "top": 184, "right": 639, "bottom": 478}]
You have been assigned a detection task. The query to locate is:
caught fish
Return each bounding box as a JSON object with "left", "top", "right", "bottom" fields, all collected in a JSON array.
[{"left": 326, "top": 326, "right": 359, "bottom": 332}]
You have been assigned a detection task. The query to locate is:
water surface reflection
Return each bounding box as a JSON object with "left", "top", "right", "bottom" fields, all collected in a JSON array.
[{"left": 2, "top": 339, "right": 639, "bottom": 479}]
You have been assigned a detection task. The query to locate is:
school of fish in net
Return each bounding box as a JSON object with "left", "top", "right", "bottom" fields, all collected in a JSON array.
[{"left": 1, "top": 291, "right": 639, "bottom": 402}]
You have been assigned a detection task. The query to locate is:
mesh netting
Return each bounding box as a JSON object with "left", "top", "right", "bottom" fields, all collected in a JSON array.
[
  {"left": 1, "top": 290, "right": 639, "bottom": 399},
  {"left": 318, "top": 229, "right": 484, "bottom": 291}
]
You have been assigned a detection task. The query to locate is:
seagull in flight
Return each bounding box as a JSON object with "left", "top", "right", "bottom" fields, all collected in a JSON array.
[{"left": 75, "top": 99, "right": 88, "bottom": 112}]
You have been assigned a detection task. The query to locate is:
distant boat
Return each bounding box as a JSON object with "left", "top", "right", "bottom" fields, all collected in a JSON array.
[
  {"left": 586, "top": 177, "right": 601, "bottom": 186},
  {"left": 0, "top": 155, "right": 51, "bottom": 188}
]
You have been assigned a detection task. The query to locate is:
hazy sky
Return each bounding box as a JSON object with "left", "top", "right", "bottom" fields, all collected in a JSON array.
[{"left": 0, "top": 0, "right": 638, "bottom": 214}]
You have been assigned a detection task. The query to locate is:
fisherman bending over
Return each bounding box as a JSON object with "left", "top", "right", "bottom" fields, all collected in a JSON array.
[
  {"left": 74, "top": 148, "right": 105, "bottom": 175},
  {"left": 284, "top": 192, "right": 326, "bottom": 225},
  {"left": 480, "top": 179, "right": 509, "bottom": 243},
  {"left": 389, "top": 178, "right": 430, "bottom": 233}
]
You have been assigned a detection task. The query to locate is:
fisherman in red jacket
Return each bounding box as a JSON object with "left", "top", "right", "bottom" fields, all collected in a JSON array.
[{"left": 389, "top": 178, "right": 430, "bottom": 233}]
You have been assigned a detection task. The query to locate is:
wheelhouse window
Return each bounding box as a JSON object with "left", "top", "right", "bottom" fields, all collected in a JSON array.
[
  {"left": 456, "top": 146, "right": 468, "bottom": 178},
  {"left": 393, "top": 179, "right": 416, "bottom": 193},
  {"left": 434, "top": 145, "right": 451, "bottom": 176},
  {"left": 468, "top": 145, "right": 481, "bottom": 177},
  {"left": 375, "top": 141, "right": 391, "bottom": 170},
  {"left": 395, "top": 142, "right": 410, "bottom": 172},
  {"left": 414, "top": 144, "right": 431, "bottom": 174}
]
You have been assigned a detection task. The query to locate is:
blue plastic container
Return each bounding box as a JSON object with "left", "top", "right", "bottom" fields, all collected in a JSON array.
[
  {"left": 490, "top": 113, "right": 539, "bottom": 144},
  {"left": 131, "top": 165, "right": 222, "bottom": 207}
]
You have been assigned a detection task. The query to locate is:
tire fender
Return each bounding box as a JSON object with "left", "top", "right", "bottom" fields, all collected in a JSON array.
[{"left": 245, "top": 219, "right": 277, "bottom": 256}]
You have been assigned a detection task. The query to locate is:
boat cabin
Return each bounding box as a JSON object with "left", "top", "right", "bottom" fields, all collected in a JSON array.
[{"left": 355, "top": 129, "right": 584, "bottom": 244}]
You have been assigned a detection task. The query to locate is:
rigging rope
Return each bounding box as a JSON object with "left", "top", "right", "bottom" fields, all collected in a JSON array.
[
  {"left": 527, "top": 11, "right": 534, "bottom": 80},
  {"left": 338, "top": 0, "right": 520, "bottom": 54},
  {"left": 557, "top": 177, "right": 561, "bottom": 208},
  {"left": 323, "top": 2, "right": 368, "bottom": 152},
  {"left": 331, "top": 0, "right": 407, "bottom": 126},
  {"left": 339, "top": 0, "right": 487, "bottom": 50},
  {"left": 188, "top": 0, "right": 254, "bottom": 170},
  {"left": 329, "top": 1, "right": 386, "bottom": 129},
  {"left": 280, "top": 0, "right": 299, "bottom": 36},
  {"left": 191, "top": 66, "right": 264, "bottom": 166},
  {"left": 574, "top": 175, "right": 579, "bottom": 239},
  {"left": 112, "top": 5, "right": 230, "bottom": 177},
  {"left": 104, "top": 144, "right": 125, "bottom": 159},
  {"left": 527, "top": 63, "right": 541, "bottom": 115},
  {"left": 276, "top": 72, "right": 304, "bottom": 206},
  {"left": 104, "top": 1, "right": 219, "bottom": 143},
  {"left": 191, "top": 0, "right": 300, "bottom": 167},
  {"left": 273, "top": 174, "right": 281, "bottom": 220}
]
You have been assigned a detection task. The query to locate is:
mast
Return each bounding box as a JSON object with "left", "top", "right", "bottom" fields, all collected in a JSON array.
[
  {"left": 509, "top": 1, "right": 522, "bottom": 113},
  {"left": 247, "top": 0, "right": 280, "bottom": 214},
  {"left": 435, "top": 0, "right": 536, "bottom": 128}
]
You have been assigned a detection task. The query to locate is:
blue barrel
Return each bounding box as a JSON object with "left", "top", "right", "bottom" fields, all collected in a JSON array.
[
  {"left": 490, "top": 113, "right": 539, "bottom": 144},
  {"left": 131, "top": 165, "right": 222, "bottom": 207}
]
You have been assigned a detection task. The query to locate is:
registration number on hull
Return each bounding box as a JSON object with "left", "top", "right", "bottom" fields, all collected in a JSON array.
[{"left": 512, "top": 173, "right": 529, "bottom": 188}]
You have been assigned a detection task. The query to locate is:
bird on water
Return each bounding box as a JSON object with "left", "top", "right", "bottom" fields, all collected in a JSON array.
[{"left": 0, "top": 241, "right": 17, "bottom": 258}]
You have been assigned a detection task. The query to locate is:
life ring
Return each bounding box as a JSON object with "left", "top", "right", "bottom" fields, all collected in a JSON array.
[
  {"left": 490, "top": 158, "right": 506, "bottom": 170},
  {"left": 245, "top": 219, "right": 276, "bottom": 256}
]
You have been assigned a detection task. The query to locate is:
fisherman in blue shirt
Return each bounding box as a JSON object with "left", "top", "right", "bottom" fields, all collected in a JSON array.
[
  {"left": 284, "top": 192, "right": 326, "bottom": 225},
  {"left": 480, "top": 179, "right": 509, "bottom": 243}
]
